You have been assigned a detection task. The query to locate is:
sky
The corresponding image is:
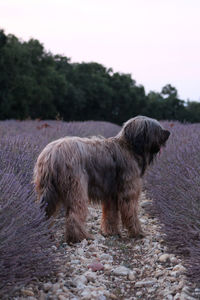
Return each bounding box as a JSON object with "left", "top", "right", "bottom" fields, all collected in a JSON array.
[{"left": 1, "top": 0, "right": 200, "bottom": 101}]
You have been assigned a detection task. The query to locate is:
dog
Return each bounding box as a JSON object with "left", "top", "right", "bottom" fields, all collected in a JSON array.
[{"left": 34, "top": 116, "right": 170, "bottom": 243}]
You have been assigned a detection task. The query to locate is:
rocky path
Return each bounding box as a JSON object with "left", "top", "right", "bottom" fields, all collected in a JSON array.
[{"left": 16, "top": 196, "right": 198, "bottom": 300}]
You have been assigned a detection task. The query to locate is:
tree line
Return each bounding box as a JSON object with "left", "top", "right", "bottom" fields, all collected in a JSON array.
[{"left": 0, "top": 29, "right": 199, "bottom": 124}]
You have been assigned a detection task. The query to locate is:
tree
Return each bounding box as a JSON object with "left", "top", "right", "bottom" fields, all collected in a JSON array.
[
  {"left": 186, "top": 101, "right": 200, "bottom": 123},
  {"left": 160, "top": 84, "right": 186, "bottom": 121},
  {"left": 161, "top": 84, "right": 178, "bottom": 98}
]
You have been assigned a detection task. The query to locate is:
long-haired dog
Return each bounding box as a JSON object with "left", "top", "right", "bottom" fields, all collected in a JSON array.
[{"left": 34, "top": 116, "right": 170, "bottom": 243}]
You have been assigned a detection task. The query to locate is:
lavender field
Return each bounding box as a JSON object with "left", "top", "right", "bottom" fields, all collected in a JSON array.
[{"left": 0, "top": 119, "right": 200, "bottom": 296}]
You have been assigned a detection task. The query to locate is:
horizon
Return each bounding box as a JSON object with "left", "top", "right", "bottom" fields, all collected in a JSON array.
[{"left": 1, "top": 0, "right": 200, "bottom": 101}]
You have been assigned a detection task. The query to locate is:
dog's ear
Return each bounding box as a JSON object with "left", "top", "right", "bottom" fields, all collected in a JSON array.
[
  {"left": 161, "top": 130, "right": 170, "bottom": 144},
  {"left": 124, "top": 122, "right": 148, "bottom": 156},
  {"left": 132, "top": 132, "right": 147, "bottom": 156}
]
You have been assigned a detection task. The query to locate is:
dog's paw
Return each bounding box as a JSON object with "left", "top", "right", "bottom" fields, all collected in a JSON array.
[
  {"left": 100, "top": 229, "right": 121, "bottom": 238},
  {"left": 87, "top": 233, "right": 95, "bottom": 240},
  {"left": 129, "top": 231, "right": 145, "bottom": 239},
  {"left": 65, "top": 232, "right": 94, "bottom": 244}
]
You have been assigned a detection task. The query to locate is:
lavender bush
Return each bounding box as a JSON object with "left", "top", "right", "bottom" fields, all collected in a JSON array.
[
  {"left": 0, "top": 137, "right": 56, "bottom": 297},
  {"left": 0, "top": 176, "right": 56, "bottom": 297},
  {"left": 0, "top": 120, "right": 120, "bottom": 297},
  {"left": 145, "top": 122, "right": 200, "bottom": 285}
]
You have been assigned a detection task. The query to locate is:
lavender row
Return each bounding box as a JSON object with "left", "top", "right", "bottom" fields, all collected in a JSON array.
[{"left": 145, "top": 121, "right": 200, "bottom": 285}]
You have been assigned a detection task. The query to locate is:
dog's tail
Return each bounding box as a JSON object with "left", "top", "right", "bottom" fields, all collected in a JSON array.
[
  {"left": 34, "top": 153, "right": 61, "bottom": 219},
  {"left": 39, "top": 181, "right": 59, "bottom": 218}
]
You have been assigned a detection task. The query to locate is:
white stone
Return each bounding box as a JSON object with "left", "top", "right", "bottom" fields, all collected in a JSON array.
[
  {"left": 110, "top": 294, "right": 117, "bottom": 299},
  {"left": 74, "top": 275, "right": 87, "bottom": 289},
  {"left": 136, "top": 291, "right": 143, "bottom": 297},
  {"left": 75, "top": 248, "right": 84, "bottom": 256},
  {"left": 104, "top": 263, "right": 112, "bottom": 270},
  {"left": 62, "top": 286, "right": 69, "bottom": 293},
  {"left": 180, "top": 292, "right": 196, "bottom": 300},
  {"left": 97, "top": 295, "right": 107, "bottom": 300},
  {"left": 172, "top": 264, "right": 186, "bottom": 273},
  {"left": 52, "top": 283, "right": 60, "bottom": 291},
  {"left": 178, "top": 280, "right": 185, "bottom": 289},
  {"left": 140, "top": 200, "right": 151, "bottom": 208},
  {"left": 135, "top": 280, "right": 156, "bottom": 287},
  {"left": 163, "top": 289, "right": 173, "bottom": 297},
  {"left": 182, "top": 286, "right": 190, "bottom": 293},
  {"left": 155, "top": 270, "right": 164, "bottom": 278},
  {"left": 174, "top": 293, "right": 181, "bottom": 300},
  {"left": 128, "top": 271, "right": 136, "bottom": 281},
  {"left": 43, "top": 283, "right": 52, "bottom": 292},
  {"left": 80, "top": 239, "right": 88, "bottom": 247},
  {"left": 71, "top": 259, "right": 80, "bottom": 264},
  {"left": 100, "top": 253, "right": 113, "bottom": 261},
  {"left": 96, "top": 234, "right": 105, "bottom": 241},
  {"left": 112, "top": 266, "right": 130, "bottom": 276},
  {"left": 169, "top": 276, "right": 177, "bottom": 283},
  {"left": 170, "top": 256, "right": 178, "bottom": 264},
  {"left": 158, "top": 253, "right": 170, "bottom": 263},
  {"left": 140, "top": 218, "right": 148, "bottom": 224},
  {"left": 21, "top": 289, "right": 34, "bottom": 297},
  {"left": 80, "top": 289, "right": 92, "bottom": 299},
  {"left": 39, "top": 291, "right": 46, "bottom": 300},
  {"left": 84, "top": 270, "right": 97, "bottom": 282},
  {"left": 88, "top": 245, "right": 98, "bottom": 252},
  {"left": 171, "top": 271, "right": 178, "bottom": 277}
]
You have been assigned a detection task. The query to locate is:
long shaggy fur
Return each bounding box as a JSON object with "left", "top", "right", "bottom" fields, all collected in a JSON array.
[{"left": 34, "top": 116, "right": 170, "bottom": 243}]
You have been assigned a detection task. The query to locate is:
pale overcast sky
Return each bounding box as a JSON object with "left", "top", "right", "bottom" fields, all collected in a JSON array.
[{"left": 1, "top": 0, "right": 200, "bottom": 101}]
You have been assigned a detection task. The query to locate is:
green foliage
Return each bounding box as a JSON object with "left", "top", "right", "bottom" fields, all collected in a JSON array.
[
  {"left": 185, "top": 101, "right": 200, "bottom": 123},
  {"left": 0, "top": 29, "right": 200, "bottom": 124}
]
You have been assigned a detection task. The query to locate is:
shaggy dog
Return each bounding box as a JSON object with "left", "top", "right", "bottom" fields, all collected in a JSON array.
[{"left": 34, "top": 116, "right": 170, "bottom": 243}]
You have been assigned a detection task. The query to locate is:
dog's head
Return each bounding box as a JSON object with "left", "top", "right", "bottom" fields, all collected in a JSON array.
[{"left": 122, "top": 116, "right": 170, "bottom": 172}]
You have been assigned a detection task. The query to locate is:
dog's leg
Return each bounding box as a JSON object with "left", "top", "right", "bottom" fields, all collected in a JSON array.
[
  {"left": 65, "top": 209, "right": 92, "bottom": 243},
  {"left": 120, "top": 193, "right": 144, "bottom": 238},
  {"left": 100, "top": 200, "right": 121, "bottom": 237},
  {"left": 48, "top": 203, "right": 61, "bottom": 228},
  {"left": 64, "top": 180, "right": 92, "bottom": 243}
]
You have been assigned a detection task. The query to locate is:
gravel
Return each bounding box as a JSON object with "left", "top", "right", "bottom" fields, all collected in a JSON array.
[{"left": 10, "top": 195, "right": 198, "bottom": 300}]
